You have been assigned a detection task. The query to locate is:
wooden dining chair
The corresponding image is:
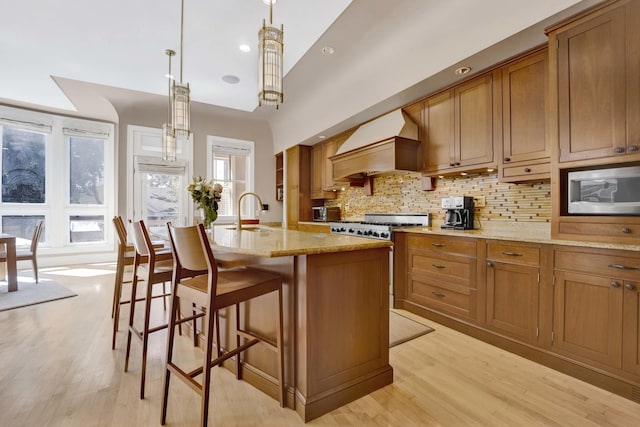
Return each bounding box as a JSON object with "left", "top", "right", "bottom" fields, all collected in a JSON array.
[
  {"left": 0, "top": 219, "right": 44, "bottom": 283},
  {"left": 161, "top": 223, "right": 284, "bottom": 427},
  {"left": 125, "top": 219, "right": 174, "bottom": 399}
]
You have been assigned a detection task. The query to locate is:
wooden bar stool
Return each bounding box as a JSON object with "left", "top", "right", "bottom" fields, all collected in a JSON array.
[
  {"left": 161, "top": 223, "right": 284, "bottom": 427},
  {"left": 111, "top": 216, "right": 139, "bottom": 349},
  {"left": 124, "top": 220, "right": 174, "bottom": 399}
]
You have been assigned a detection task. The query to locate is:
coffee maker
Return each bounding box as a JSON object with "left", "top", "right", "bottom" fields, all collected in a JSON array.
[{"left": 441, "top": 196, "right": 474, "bottom": 230}]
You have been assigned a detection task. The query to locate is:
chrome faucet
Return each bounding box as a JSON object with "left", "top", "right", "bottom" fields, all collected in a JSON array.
[{"left": 237, "top": 192, "right": 263, "bottom": 230}]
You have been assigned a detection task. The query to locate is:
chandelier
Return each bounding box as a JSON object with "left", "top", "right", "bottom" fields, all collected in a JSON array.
[
  {"left": 162, "top": 49, "right": 177, "bottom": 161},
  {"left": 173, "top": 0, "right": 191, "bottom": 137},
  {"left": 258, "top": 0, "right": 284, "bottom": 108}
]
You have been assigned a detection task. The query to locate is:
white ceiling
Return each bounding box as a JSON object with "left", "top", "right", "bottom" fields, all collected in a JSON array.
[
  {"left": 0, "top": 0, "right": 604, "bottom": 153},
  {"left": 0, "top": 0, "right": 351, "bottom": 112}
]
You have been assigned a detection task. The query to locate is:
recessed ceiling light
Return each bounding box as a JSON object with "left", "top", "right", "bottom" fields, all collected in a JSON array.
[
  {"left": 262, "top": 0, "right": 277, "bottom": 4},
  {"left": 454, "top": 66, "right": 472, "bottom": 76},
  {"left": 165, "top": 73, "right": 174, "bottom": 80},
  {"left": 239, "top": 44, "right": 251, "bottom": 53},
  {"left": 319, "top": 135, "right": 326, "bottom": 139},
  {"left": 222, "top": 75, "right": 240, "bottom": 84},
  {"left": 321, "top": 46, "right": 335, "bottom": 55}
]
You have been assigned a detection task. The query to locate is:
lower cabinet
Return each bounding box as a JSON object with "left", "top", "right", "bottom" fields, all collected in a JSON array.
[
  {"left": 553, "top": 246, "right": 640, "bottom": 382},
  {"left": 486, "top": 241, "right": 542, "bottom": 345},
  {"left": 395, "top": 232, "right": 640, "bottom": 404},
  {"left": 405, "top": 234, "right": 479, "bottom": 322}
]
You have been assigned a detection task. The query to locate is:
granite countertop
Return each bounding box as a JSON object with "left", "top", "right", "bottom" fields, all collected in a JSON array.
[
  {"left": 398, "top": 222, "right": 640, "bottom": 252},
  {"left": 209, "top": 225, "right": 391, "bottom": 257}
]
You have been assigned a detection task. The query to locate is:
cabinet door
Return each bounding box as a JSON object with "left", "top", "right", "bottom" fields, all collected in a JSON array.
[
  {"left": 502, "top": 50, "right": 549, "bottom": 164},
  {"left": 455, "top": 73, "right": 497, "bottom": 168},
  {"left": 553, "top": 271, "right": 623, "bottom": 370},
  {"left": 322, "top": 138, "right": 338, "bottom": 191},
  {"left": 557, "top": 5, "right": 627, "bottom": 162},
  {"left": 486, "top": 261, "right": 539, "bottom": 344},
  {"left": 311, "top": 144, "right": 323, "bottom": 199},
  {"left": 286, "top": 146, "right": 300, "bottom": 229},
  {"left": 424, "top": 91, "right": 455, "bottom": 172},
  {"left": 623, "top": 280, "right": 640, "bottom": 377}
]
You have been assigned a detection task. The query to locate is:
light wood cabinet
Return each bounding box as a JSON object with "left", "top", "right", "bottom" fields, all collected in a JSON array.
[
  {"left": 548, "top": 0, "right": 640, "bottom": 164},
  {"left": 553, "top": 246, "right": 640, "bottom": 381},
  {"left": 286, "top": 145, "right": 321, "bottom": 230},
  {"left": 499, "top": 48, "right": 550, "bottom": 182},
  {"left": 423, "top": 70, "right": 500, "bottom": 176},
  {"left": 485, "top": 241, "right": 542, "bottom": 345},
  {"left": 405, "top": 234, "right": 479, "bottom": 322},
  {"left": 275, "top": 152, "right": 283, "bottom": 201},
  {"left": 311, "top": 141, "right": 338, "bottom": 200}
]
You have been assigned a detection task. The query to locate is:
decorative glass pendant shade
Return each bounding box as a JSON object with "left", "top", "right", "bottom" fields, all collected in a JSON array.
[
  {"left": 172, "top": 82, "right": 190, "bottom": 138},
  {"left": 258, "top": 1, "right": 284, "bottom": 108},
  {"left": 173, "top": 0, "right": 191, "bottom": 137},
  {"left": 162, "top": 49, "right": 177, "bottom": 161}
]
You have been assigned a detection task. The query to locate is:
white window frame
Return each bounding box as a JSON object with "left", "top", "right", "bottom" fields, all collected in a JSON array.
[
  {"left": 206, "top": 136, "right": 255, "bottom": 224},
  {"left": 126, "top": 125, "right": 193, "bottom": 226},
  {"left": 0, "top": 105, "right": 115, "bottom": 261}
]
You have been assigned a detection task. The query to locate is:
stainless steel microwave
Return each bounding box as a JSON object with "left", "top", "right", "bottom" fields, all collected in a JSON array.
[
  {"left": 568, "top": 165, "right": 640, "bottom": 215},
  {"left": 312, "top": 206, "right": 341, "bottom": 222}
]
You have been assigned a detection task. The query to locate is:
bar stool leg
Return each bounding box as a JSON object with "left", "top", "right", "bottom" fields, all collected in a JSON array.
[
  {"left": 139, "top": 277, "right": 154, "bottom": 399},
  {"left": 124, "top": 265, "right": 139, "bottom": 373}
]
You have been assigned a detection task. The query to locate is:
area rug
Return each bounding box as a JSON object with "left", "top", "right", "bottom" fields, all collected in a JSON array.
[
  {"left": 389, "top": 310, "right": 434, "bottom": 347},
  {"left": 0, "top": 280, "right": 77, "bottom": 312}
]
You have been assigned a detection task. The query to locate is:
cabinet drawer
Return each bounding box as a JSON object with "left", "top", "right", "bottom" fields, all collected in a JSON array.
[
  {"left": 487, "top": 242, "right": 540, "bottom": 266},
  {"left": 409, "top": 251, "right": 474, "bottom": 287},
  {"left": 502, "top": 162, "right": 550, "bottom": 178},
  {"left": 555, "top": 250, "right": 640, "bottom": 281},
  {"left": 408, "top": 275, "right": 476, "bottom": 320},
  {"left": 407, "top": 234, "right": 476, "bottom": 257},
  {"left": 558, "top": 221, "right": 640, "bottom": 241}
]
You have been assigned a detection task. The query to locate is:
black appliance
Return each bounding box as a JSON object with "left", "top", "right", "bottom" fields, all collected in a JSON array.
[{"left": 441, "top": 196, "right": 474, "bottom": 230}]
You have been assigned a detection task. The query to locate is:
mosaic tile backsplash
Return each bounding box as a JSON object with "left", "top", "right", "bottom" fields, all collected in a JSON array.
[{"left": 325, "top": 171, "right": 551, "bottom": 228}]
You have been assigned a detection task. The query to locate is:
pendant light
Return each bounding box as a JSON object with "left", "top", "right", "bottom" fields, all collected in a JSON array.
[
  {"left": 162, "top": 49, "right": 177, "bottom": 161},
  {"left": 173, "top": 0, "right": 191, "bottom": 137},
  {"left": 258, "top": 0, "right": 284, "bottom": 108}
]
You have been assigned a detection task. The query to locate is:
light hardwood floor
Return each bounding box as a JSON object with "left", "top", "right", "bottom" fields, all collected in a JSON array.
[{"left": 1, "top": 262, "right": 639, "bottom": 427}]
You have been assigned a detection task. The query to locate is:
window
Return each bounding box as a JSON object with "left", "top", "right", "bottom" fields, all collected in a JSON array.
[
  {"left": 0, "top": 105, "right": 114, "bottom": 254},
  {"left": 207, "top": 136, "right": 255, "bottom": 223},
  {"left": 127, "top": 126, "right": 191, "bottom": 234}
]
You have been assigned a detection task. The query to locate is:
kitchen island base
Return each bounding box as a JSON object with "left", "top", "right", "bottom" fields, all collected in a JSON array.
[{"left": 200, "top": 231, "right": 393, "bottom": 422}]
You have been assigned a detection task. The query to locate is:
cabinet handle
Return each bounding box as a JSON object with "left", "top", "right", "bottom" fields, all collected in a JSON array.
[
  {"left": 455, "top": 162, "right": 461, "bottom": 166},
  {"left": 449, "top": 163, "right": 455, "bottom": 167},
  {"left": 625, "top": 283, "right": 635, "bottom": 291},
  {"left": 628, "top": 145, "right": 639, "bottom": 152},
  {"left": 607, "top": 263, "right": 637, "bottom": 270},
  {"left": 431, "top": 243, "right": 445, "bottom": 248},
  {"left": 524, "top": 168, "right": 532, "bottom": 173},
  {"left": 501, "top": 251, "right": 523, "bottom": 257},
  {"left": 487, "top": 261, "right": 493, "bottom": 267},
  {"left": 432, "top": 291, "right": 445, "bottom": 298},
  {"left": 614, "top": 147, "right": 625, "bottom": 153},
  {"left": 504, "top": 157, "right": 511, "bottom": 162},
  {"left": 432, "top": 263, "right": 446, "bottom": 269},
  {"left": 611, "top": 281, "right": 620, "bottom": 288},
  {"left": 621, "top": 228, "right": 631, "bottom": 234}
]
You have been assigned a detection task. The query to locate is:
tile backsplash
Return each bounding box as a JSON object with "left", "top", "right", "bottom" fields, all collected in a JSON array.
[{"left": 325, "top": 171, "right": 551, "bottom": 227}]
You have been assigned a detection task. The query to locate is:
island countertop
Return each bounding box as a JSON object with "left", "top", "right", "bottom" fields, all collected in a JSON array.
[{"left": 209, "top": 224, "right": 391, "bottom": 257}]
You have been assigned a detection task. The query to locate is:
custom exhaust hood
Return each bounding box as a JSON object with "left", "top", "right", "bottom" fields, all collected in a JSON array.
[{"left": 330, "top": 109, "right": 421, "bottom": 181}]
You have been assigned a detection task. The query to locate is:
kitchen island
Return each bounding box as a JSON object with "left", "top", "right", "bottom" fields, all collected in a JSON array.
[{"left": 205, "top": 225, "right": 393, "bottom": 422}]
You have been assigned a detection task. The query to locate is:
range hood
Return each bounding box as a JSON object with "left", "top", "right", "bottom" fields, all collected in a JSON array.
[{"left": 330, "top": 109, "right": 421, "bottom": 180}]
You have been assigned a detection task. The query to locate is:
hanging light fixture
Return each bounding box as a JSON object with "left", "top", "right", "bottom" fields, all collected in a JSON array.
[
  {"left": 258, "top": 0, "right": 284, "bottom": 108},
  {"left": 162, "top": 49, "right": 177, "bottom": 161},
  {"left": 173, "top": 0, "right": 191, "bottom": 137}
]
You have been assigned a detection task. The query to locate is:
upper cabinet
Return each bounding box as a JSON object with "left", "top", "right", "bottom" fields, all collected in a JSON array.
[
  {"left": 499, "top": 48, "right": 551, "bottom": 182},
  {"left": 423, "top": 70, "right": 500, "bottom": 176},
  {"left": 548, "top": 0, "right": 640, "bottom": 164}
]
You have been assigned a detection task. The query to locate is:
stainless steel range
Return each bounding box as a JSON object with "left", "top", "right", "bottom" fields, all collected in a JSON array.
[
  {"left": 329, "top": 213, "right": 432, "bottom": 240},
  {"left": 330, "top": 213, "right": 432, "bottom": 306}
]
